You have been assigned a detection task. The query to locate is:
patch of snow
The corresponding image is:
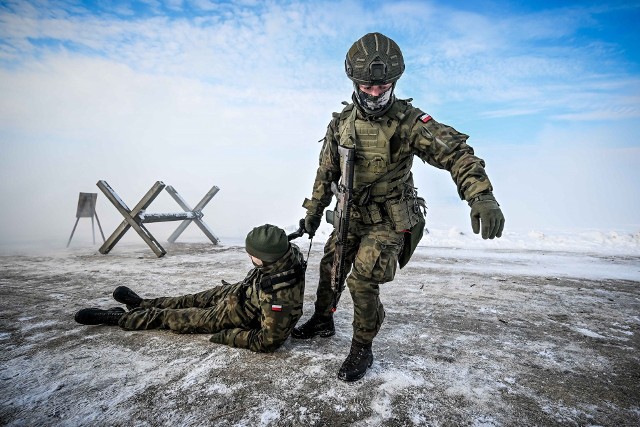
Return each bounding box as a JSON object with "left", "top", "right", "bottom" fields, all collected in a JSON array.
[
  {"left": 259, "top": 409, "right": 280, "bottom": 426},
  {"left": 574, "top": 327, "right": 606, "bottom": 339}
]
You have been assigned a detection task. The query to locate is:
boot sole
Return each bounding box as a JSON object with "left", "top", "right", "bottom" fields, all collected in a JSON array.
[{"left": 291, "top": 328, "right": 335, "bottom": 339}]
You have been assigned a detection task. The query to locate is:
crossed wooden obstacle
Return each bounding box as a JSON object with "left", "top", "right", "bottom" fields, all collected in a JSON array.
[{"left": 97, "top": 180, "right": 219, "bottom": 257}]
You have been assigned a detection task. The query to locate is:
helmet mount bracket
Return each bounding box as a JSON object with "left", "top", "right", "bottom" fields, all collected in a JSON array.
[{"left": 369, "top": 58, "right": 387, "bottom": 83}]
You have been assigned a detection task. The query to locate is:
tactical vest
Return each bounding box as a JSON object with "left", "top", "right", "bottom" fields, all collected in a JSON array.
[{"left": 336, "top": 99, "right": 421, "bottom": 204}]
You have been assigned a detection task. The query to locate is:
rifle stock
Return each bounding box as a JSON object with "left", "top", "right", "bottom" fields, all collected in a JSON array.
[{"left": 330, "top": 145, "right": 356, "bottom": 311}]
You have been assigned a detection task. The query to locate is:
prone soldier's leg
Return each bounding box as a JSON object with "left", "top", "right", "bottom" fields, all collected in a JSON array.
[
  {"left": 118, "top": 306, "right": 236, "bottom": 333},
  {"left": 120, "top": 284, "right": 251, "bottom": 333},
  {"left": 139, "top": 282, "right": 238, "bottom": 310}
]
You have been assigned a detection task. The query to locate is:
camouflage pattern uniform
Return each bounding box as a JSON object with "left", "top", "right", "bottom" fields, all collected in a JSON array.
[
  {"left": 304, "top": 98, "right": 493, "bottom": 344},
  {"left": 119, "top": 244, "right": 306, "bottom": 353}
]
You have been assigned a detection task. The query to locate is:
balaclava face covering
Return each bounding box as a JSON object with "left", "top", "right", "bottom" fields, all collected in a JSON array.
[{"left": 354, "top": 82, "right": 395, "bottom": 117}]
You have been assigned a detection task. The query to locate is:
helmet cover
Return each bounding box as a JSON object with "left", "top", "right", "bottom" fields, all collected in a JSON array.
[{"left": 345, "top": 32, "right": 405, "bottom": 85}]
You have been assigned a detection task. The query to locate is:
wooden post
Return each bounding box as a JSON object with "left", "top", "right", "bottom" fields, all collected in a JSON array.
[{"left": 67, "top": 192, "right": 105, "bottom": 247}]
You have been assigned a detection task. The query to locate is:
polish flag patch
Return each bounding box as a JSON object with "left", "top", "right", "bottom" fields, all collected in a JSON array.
[
  {"left": 271, "top": 304, "right": 283, "bottom": 312},
  {"left": 419, "top": 113, "right": 432, "bottom": 123}
]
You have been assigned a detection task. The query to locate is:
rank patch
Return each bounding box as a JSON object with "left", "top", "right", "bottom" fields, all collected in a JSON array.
[{"left": 419, "top": 113, "right": 432, "bottom": 123}]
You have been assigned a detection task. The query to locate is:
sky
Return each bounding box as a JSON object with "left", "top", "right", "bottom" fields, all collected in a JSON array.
[{"left": 0, "top": 0, "right": 639, "bottom": 246}]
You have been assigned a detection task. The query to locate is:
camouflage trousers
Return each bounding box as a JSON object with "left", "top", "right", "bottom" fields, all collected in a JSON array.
[
  {"left": 314, "top": 219, "right": 404, "bottom": 344},
  {"left": 119, "top": 283, "right": 258, "bottom": 334}
]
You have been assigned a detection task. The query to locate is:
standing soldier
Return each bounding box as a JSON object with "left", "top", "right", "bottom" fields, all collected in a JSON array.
[
  {"left": 293, "top": 32, "right": 505, "bottom": 381},
  {"left": 75, "top": 224, "right": 306, "bottom": 353}
]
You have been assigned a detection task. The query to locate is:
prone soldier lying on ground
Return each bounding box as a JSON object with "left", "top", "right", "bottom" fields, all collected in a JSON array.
[{"left": 74, "top": 224, "right": 306, "bottom": 353}]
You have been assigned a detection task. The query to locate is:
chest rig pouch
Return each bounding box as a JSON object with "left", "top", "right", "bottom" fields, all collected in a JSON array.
[
  {"left": 385, "top": 195, "right": 426, "bottom": 232},
  {"left": 338, "top": 106, "right": 400, "bottom": 203}
]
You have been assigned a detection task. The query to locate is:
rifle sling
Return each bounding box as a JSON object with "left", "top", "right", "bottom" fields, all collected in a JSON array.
[{"left": 355, "top": 156, "right": 413, "bottom": 204}]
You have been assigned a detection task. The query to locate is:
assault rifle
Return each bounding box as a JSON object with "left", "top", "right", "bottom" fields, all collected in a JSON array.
[{"left": 328, "top": 145, "right": 356, "bottom": 312}]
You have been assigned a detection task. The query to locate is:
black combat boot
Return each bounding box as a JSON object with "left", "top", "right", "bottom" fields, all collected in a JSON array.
[
  {"left": 291, "top": 313, "right": 335, "bottom": 339},
  {"left": 337, "top": 339, "right": 373, "bottom": 382},
  {"left": 113, "top": 286, "right": 142, "bottom": 309},
  {"left": 74, "top": 307, "right": 126, "bottom": 326}
]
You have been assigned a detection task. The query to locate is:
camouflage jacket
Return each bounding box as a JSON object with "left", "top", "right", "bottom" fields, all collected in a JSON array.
[
  {"left": 304, "top": 98, "right": 493, "bottom": 215},
  {"left": 209, "top": 244, "right": 305, "bottom": 352}
]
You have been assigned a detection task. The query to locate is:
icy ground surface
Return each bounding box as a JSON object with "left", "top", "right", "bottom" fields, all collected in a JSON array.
[{"left": 0, "top": 228, "right": 639, "bottom": 426}]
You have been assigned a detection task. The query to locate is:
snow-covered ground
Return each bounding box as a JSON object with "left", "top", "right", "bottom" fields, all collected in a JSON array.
[{"left": 1, "top": 228, "right": 639, "bottom": 426}]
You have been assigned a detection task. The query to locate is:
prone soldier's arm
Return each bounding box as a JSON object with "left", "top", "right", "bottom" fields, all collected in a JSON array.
[
  {"left": 209, "top": 286, "right": 303, "bottom": 353},
  {"left": 410, "top": 115, "right": 493, "bottom": 201}
]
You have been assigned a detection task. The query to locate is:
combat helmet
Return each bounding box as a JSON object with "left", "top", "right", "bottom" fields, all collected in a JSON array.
[{"left": 345, "top": 32, "right": 405, "bottom": 86}]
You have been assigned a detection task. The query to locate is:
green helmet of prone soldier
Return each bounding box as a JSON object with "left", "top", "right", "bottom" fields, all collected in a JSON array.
[{"left": 345, "top": 32, "right": 405, "bottom": 116}]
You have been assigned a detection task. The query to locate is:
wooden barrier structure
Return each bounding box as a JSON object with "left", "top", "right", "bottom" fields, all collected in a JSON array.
[
  {"left": 67, "top": 192, "right": 106, "bottom": 247},
  {"left": 97, "top": 180, "right": 219, "bottom": 257}
]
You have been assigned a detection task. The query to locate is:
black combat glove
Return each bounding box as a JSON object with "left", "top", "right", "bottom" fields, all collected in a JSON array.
[
  {"left": 469, "top": 192, "right": 505, "bottom": 239},
  {"left": 304, "top": 214, "right": 322, "bottom": 238}
]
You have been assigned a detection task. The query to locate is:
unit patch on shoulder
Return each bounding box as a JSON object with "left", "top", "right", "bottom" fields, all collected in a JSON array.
[{"left": 419, "top": 113, "right": 432, "bottom": 123}]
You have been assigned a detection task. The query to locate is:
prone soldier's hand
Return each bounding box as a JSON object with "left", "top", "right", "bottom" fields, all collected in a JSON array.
[
  {"left": 469, "top": 193, "right": 505, "bottom": 239},
  {"left": 304, "top": 214, "right": 322, "bottom": 238}
]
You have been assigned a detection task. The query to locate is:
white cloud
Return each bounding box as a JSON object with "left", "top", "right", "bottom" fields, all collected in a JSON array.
[{"left": 0, "top": 0, "right": 639, "bottom": 244}]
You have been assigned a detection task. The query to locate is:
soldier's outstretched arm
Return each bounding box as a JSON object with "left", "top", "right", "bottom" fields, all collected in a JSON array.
[{"left": 411, "top": 114, "right": 505, "bottom": 239}]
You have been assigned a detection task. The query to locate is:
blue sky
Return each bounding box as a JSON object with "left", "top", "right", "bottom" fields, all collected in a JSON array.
[{"left": 0, "top": 0, "right": 639, "bottom": 244}]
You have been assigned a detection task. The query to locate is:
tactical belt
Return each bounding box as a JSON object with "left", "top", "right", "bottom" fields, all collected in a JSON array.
[{"left": 259, "top": 265, "right": 305, "bottom": 293}]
